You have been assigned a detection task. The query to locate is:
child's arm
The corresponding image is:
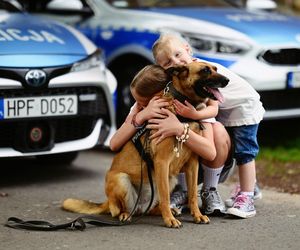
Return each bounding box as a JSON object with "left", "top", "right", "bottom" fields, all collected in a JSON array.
[
  {"left": 110, "top": 97, "right": 169, "bottom": 152},
  {"left": 109, "top": 103, "right": 140, "bottom": 152},
  {"left": 147, "top": 108, "right": 216, "bottom": 161},
  {"left": 174, "top": 99, "right": 218, "bottom": 120}
]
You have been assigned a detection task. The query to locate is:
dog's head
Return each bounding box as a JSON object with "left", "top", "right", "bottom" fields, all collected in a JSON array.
[{"left": 166, "top": 61, "right": 229, "bottom": 105}]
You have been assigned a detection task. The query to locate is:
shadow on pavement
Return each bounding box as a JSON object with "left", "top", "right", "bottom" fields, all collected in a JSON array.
[{"left": 0, "top": 157, "right": 100, "bottom": 188}]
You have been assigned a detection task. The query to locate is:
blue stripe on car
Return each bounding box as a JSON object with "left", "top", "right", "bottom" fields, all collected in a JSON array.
[
  {"left": 0, "top": 99, "right": 3, "bottom": 120},
  {"left": 76, "top": 26, "right": 160, "bottom": 61}
]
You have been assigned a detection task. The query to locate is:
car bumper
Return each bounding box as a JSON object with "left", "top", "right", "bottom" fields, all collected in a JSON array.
[{"left": 0, "top": 67, "right": 116, "bottom": 157}]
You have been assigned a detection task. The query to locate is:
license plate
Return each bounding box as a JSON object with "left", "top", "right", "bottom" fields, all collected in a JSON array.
[
  {"left": 287, "top": 71, "right": 300, "bottom": 88},
  {"left": 0, "top": 95, "right": 78, "bottom": 120}
]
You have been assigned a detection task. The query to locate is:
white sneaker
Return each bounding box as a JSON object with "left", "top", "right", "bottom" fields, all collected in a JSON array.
[
  {"left": 170, "top": 187, "right": 188, "bottom": 214},
  {"left": 200, "top": 187, "right": 226, "bottom": 215}
]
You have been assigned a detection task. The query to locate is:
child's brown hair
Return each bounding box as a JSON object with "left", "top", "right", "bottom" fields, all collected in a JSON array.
[{"left": 130, "top": 64, "right": 170, "bottom": 97}]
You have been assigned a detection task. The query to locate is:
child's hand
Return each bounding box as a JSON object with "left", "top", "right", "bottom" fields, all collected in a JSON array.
[
  {"left": 147, "top": 108, "right": 183, "bottom": 144},
  {"left": 174, "top": 99, "right": 199, "bottom": 120},
  {"left": 138, "top": 96, "right": 169, "bottom": 123}
]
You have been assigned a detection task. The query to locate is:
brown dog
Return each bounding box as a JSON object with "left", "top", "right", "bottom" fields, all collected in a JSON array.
[{"left": 62, "top": 61, "right": 229, "bottom": 228}]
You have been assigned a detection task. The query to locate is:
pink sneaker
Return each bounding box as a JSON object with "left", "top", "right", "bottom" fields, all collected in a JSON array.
[
  {"left": 227, "top": 193, "right": 256, "bottom": 218},
  {"left": 225, "top": 183, "right": 262, "bottom": 207}
]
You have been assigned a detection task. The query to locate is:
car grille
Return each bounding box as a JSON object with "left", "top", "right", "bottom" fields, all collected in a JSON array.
[
  {"left": 259, "top": 88, "right": 300, "bottom": 110},
  {"left": 0, "top": 86, "right": 110, "bottom": 151},
  {"left": 259, "top": 48, "right": 300, "bottom": 65},
  {"left": 0, "top": 117, "right": 95, "bottom": 147}
]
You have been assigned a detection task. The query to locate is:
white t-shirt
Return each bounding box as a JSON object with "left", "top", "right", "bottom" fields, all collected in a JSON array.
[{"left": 198, "top": 59, "right": 265, "bottom": 127}]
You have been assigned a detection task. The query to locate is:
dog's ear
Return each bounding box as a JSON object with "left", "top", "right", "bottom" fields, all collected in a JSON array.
[{"left": 165, "top": 66, "right": 189, "bottom": 79}]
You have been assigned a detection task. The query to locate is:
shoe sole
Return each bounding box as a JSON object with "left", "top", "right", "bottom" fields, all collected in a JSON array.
[
  {"left": 204, "top": 209, "right": 226, "bottom": 216},
  {"left": 226, "top": 207, "right": 256, "bottom": 218}
]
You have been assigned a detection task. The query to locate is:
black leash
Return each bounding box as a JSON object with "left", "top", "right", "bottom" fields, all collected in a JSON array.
[
  {"left": 5, "top": 215, "right": 132, "bottom": 231},
  {"left": 5, "top": 127, "right": 155, "bottom": 231},
  {"left": 131, "top": 127, "right": 155, "bottom": 216}
]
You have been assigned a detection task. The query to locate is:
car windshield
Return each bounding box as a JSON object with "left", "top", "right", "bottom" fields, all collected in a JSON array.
[{"left": 105, "top": 0, "right": 232, "bottom": 9}]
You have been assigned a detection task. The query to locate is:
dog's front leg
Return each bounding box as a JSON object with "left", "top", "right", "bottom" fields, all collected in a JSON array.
[
  {"left": 154, "top": 159, "right": 182, "bottom": 228},
  {"left": 185, "top": 156, "right": 210, "bottom": 224}
]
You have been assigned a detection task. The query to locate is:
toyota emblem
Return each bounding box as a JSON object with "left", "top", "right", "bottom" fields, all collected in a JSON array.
[{"left": 25, "top": 69, "right": 47, "bottom": 87}]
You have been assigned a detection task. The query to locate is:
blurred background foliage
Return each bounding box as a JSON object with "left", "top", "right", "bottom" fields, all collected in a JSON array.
[{"left": 276, "top": 0, "right": 300, "bottom": 15}]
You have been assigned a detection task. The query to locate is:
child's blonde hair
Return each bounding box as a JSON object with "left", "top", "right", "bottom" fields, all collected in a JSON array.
[
  {"left": 152, "top": 33, "right": 193, "bottom": 62},
  {"left": 130, "top": 64, "right": 170, "bottom": 98}
]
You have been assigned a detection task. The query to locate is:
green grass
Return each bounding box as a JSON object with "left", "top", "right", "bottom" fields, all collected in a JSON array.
[{"left": 258, "top": 138, "right": 300, "bottom": 163}]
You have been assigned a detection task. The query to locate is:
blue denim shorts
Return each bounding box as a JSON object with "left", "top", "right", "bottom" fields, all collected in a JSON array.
[{"left": 226, "top": 124, "right": 259, "bottom": 165}]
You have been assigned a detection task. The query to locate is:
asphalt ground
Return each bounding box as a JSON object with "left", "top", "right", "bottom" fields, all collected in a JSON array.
[{"left": 0, "top": 150, "right": 300, "bottom": 250}]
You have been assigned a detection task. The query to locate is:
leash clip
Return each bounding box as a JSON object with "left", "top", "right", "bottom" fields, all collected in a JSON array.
[
  {"left": 68, "top": 218, "right": 86, "bottom": 231},
  {"left": 163, "top": 81, "right": 171, "bottom": 96}
]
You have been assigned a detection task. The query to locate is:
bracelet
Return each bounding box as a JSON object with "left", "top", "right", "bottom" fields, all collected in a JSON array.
[
  {"left": 176, "top": 123, "right": 190, "bottom": 143},
  {"left": 174, "top": 123, "right": 190, "bottom": 157},
  {"left": 131, "top": 113, "right": 144, "bottom": 129}
]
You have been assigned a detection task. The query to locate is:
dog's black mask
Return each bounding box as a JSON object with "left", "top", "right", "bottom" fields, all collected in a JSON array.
[
  {"left": 166, "top": 64, "right": 229, "bottom": 103},
  {"left": 193, "top": 76, "right": 229, "bottom": 101},
  {"left": 193, "top": 66, "right": 229, "bottom": 102}
]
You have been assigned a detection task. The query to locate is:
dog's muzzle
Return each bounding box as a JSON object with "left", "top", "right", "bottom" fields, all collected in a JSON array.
[{"left": 193, "top": 75, "right": 229, "bottom": 102}]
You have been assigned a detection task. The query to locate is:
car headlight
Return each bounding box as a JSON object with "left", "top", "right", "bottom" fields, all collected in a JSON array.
[
  {"left": 182, "top": 34, "right": 251, "bottom": 55},
  {"left": 71, "top": 49, "right": 106, "bottom": 72}
]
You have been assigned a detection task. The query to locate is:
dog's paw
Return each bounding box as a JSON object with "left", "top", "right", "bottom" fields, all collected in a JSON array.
[
  {"left": 119, "top": 212, "right": 131, "bottom": 222},
  {"left": 194, "top": 214, "right": 210, "bottom": 224},
  {"left": 164, "top": 217, "right": 182, "bottom": 228}
]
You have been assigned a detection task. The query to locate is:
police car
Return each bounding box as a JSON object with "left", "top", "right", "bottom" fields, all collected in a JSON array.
[
  {"left": 24, "top": 0, "right": 300, "bottom": 126},
  {"left": 0, "top": 1, "right": 116, "bottom": 163}
]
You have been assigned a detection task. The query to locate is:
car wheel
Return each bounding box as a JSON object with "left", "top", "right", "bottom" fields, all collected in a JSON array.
[{"left": 36, "top": 151, "right": 79, "bottom": 165}]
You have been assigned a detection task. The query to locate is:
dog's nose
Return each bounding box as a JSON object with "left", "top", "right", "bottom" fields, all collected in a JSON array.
[{"left": 222, "top": 77, "right": 230, "bottom": 87}]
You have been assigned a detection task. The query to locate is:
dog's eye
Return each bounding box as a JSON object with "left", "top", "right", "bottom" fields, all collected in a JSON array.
[{"left": 200, "top": 66, "right": 211, "bottom": 75}]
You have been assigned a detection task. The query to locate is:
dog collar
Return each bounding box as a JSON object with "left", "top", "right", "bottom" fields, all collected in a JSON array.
[
  {"left": 164, "top": 81, "right": 193, "bottom": 104},
  {"left": 163, "top": 81, "right": 203, "bottom": 124}
]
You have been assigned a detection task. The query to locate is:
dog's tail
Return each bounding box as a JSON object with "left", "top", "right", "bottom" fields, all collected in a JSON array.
[{"left": 62, "top": 198, "right": 109, "bottom": 214}]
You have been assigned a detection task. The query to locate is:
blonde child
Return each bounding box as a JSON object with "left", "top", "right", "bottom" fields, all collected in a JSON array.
[{"left": 150, "top": 33, "right": 265, "bottom": 218}]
